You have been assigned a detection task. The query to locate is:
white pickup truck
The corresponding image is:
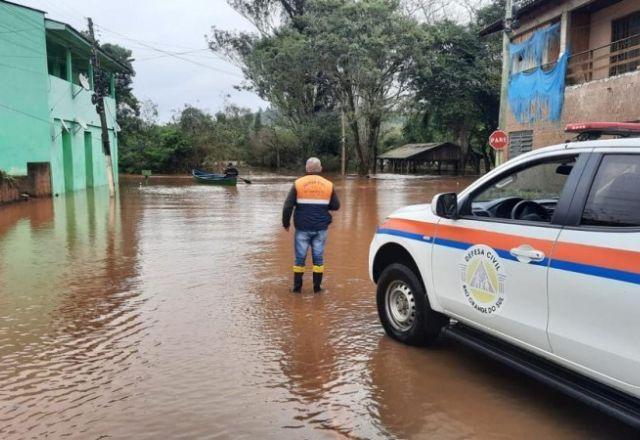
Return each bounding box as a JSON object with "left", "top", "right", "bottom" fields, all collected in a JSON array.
[{"left": 369, "top": 133, "right": 640, "bottom": 426}]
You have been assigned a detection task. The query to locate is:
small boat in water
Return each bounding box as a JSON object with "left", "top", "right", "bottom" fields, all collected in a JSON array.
[{"left": 192, "top": 169, "right": 237, "bottom": 186}]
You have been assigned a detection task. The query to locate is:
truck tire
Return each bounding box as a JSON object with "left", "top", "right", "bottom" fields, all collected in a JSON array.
[{"left": 376, "top": 263, "right": 447, "bottom": 346}]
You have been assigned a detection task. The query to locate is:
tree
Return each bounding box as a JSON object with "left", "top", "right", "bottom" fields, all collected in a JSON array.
[
  {"left": 100, "top": 43, "right": 139, "bottom": 116},
  {"left": 407, "top": 13, "right": 500, "bottom": 173},
  {"left": 306, "top": 0, "right": 421, "bottom": 174},
  {"left": 212, "top": 0, "right": 419, "bottom": 175},
  {"left": 211, "top": 19, "right": 339, "bottom": 170},
  {"left": 226, "top": 0, "right": 307, "bottom": 32}
]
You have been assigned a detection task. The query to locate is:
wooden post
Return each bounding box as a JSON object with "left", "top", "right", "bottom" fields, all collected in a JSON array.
[
  {"left": 87, "top": 17, "right": 116, "bottom": 198},
  {"left": 341, "top": 109, "right": 346, "bottom": 176},
  {"left": 88, "top": 62, "right": 94, "bottom": 90},
  {"left": 497, "top": 0, "right": 513, "bottom": 167},
  {"left": 110, "top": 73, "right": 116, "bottom": 99}
]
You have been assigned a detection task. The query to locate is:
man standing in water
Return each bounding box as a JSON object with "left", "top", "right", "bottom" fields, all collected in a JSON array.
[{"left": 282, "top": 157, "right": 340, "bottom": 293}]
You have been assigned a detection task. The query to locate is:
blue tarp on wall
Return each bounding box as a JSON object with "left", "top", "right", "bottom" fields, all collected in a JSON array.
[{"left": 508, "top": 24, "right": 569, "bottom": 124}]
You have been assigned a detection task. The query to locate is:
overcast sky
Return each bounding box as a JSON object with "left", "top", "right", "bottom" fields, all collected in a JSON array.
[{"left": 18, "top": 0, "right": 267, "bottom": 121}]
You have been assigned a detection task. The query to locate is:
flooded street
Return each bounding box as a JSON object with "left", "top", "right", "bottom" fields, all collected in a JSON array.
[{"left": 0, "top": 175, "right": 635, "bottom": 439}]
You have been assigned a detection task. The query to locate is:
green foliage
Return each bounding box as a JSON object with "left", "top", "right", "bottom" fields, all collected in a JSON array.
[
  {"left": 116, "top": 0, "right": 505, "bottom": 175},
  {"left": 211, "top": 0, "right": 502, "bottom": 175},
  {"left": 212, "top": 0, "right": 421, "bottom": 174},
  {"left": 401, "top": 2, "right": 503, "bottom": 173},
  {"left": 100, "top": 43, "right": 139, "bottom": 116},
  {"left": 120, "top": 104, "right": 255, "bottom": 174}
]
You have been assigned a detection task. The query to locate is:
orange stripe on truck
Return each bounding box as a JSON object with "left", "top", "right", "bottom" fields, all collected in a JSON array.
[
  {"left": 378, "top": 219, "right": 640, "bottom": 277},
  {"left": 436, "top": 224, "right": 557, "bottom": 255},
  {"left": 553, "top": 242, "right": 640, "bottom": 275}
]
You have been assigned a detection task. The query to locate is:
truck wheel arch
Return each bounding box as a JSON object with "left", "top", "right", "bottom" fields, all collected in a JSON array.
[{"left": 373, "top": 243, "right": 423, "bottom": 287}]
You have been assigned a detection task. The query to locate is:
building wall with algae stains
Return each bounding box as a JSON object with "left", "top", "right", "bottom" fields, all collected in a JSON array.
[{"left": 0, "top": 0, "right": 122, "bottom": 197}]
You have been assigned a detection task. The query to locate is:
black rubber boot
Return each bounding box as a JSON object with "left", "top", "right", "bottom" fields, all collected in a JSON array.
[
  {"left": 292, "top": 273, "right": 303, "bottom": 293},
  {"left": 313, "top": 272, "right": 323, "bottom": 293}
]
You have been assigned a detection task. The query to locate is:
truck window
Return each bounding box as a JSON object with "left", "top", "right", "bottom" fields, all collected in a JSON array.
[
  {"left": 469, "top": 156, "right": 577, "bottom": 222},
  {"left": 582, "top": 154, "right": 640, "bottom": 227}
]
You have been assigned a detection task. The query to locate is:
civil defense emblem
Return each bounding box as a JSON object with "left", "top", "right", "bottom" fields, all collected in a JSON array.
[{"left": 459, "top": 245, "right": 506, "bottom": 315}]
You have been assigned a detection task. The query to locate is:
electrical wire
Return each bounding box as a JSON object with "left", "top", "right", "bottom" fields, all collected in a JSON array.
[
  {"left": 39, "top": 0, "right": 87, "bottom": 24},
  {"left": 2, "top": 3, "right": 243, "bottom": 78},
  {"left": 0, "top": 27, "right": 34, "bottom": 34},
  {"left": 0, "top": 5, "right": 48, "bottom": 54},
  {"left": 0, "top": 60, "right": 46, "bottom": 75},
  {"left": 135, "top": 48, "right": 212, "bottom": 62},
  {"left": 0, "top": 102, "right": 51, "bottom": 124},
  {"left": 0, "top": 3, "right": 47, "bottom": 42},
  {"left": 95, "top": 24, "right": 243, "bottom": 78}
]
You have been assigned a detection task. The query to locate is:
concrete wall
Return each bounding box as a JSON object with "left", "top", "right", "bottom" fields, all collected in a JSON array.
[
  {"left": 0, "top": 2, "right": 119, "bottom": 197},
  {"left": 0, "top": 3, "right": 51, "bottom": 175},
  {"left": 0, "top": 163, "right": 50, "bottom": 204},
  {"left": 27, "top": 162, "right": 52, "bottom": 197},
  {"left": 503, "top": 0, "right": 640, "bottom": 158},
  {"left": 48, "top": 75, "right": 118, "bottom": 195},
  {"left": 505, "top": 70, "right": 640, "bottom": 156}
]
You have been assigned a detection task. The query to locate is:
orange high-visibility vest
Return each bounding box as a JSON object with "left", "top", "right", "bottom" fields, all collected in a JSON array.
[{"left": 295, "top": 175, "right": 333, "bottom": 205}]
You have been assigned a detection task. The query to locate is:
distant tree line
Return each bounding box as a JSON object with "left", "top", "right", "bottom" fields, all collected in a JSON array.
[{"left": 108, "top": 0, "right": 504, "bottom": 175}]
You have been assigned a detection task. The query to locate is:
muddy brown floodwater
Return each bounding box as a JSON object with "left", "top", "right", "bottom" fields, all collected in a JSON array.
[{"left": 0, "top": 175, "right": 635, "bottom": 439}]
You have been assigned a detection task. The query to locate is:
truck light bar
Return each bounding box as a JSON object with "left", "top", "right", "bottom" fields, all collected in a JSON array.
[{"left": 565, "top": 122, "right": 640, "bottom": 140}]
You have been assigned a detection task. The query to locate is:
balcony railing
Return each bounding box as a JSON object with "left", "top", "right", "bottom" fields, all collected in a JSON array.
[{"left": 567, "top": 32, "right": 640, "bottom": 86}]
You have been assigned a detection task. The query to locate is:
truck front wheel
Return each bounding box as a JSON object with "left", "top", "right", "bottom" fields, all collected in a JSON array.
[{"left": 377, "top": 263, "right": 446, "bottom": 346}]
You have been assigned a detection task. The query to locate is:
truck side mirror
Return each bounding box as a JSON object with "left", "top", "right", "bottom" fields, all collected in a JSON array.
[{"left": 432, "top": 192, "right": 458, "bottom": 219}]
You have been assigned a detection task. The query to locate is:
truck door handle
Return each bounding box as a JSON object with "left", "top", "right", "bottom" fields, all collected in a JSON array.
[{"left": 510, "top": 245, "right": 545, "bottom": 264}]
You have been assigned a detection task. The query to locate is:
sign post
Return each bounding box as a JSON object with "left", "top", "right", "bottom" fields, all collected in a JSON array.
[
  {"left": 489, "top": 130, "right": 508, "bottom": 166},
  {"left": 489, "top": 130, "right": 508, "bottom": 150}
]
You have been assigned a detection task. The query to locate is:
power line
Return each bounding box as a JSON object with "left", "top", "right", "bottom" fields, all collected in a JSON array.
[
  {"left": 136, "top": 48, "right": 211, "bottom": 62},
  {"left": 0, "top": 3, "right": 43, "bottom": 26},
  {"left": 0, "top": 61, "right": 46, "bottom": 75},
  {"left": 0, "top": 54, "right": 42, "bottom": 58},
  {"left": 0, "top": 6, "right": 47, "bottom": 54},
  {"left": 0, "top": 28, "right": 44, "bottom": 55},
  {"left": 0, "top": 102, "right": 50, "bottom": 124},
  {"left": 91, "top": 28, "right": 209, "bottom": 52},
  {"left": 0, "top": 4, "right": 48, "bottom": 45},
  {"left": 4, "top": 2, "right": 243, "bottom": 79},
  {"left": 0, "top": 27, "right": 35, "bottom": 34},
  {"left": 95, "top": 24, "right": 243, "bottom": 78},
  {"left": 39, "top": 0, "right": 86, "bottom": 23}
]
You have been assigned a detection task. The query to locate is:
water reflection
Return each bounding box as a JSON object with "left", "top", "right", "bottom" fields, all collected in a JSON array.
[
  {"left": 0, "top": 175, "right": 635, "bottom": 438},
  {"left": 0, "top": 188, "right": 145, "bottom": 438}
]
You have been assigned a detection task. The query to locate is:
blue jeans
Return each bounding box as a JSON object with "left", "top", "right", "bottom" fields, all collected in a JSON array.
[{"left": 294, "top": 229, "right": 328, "bottom": 271}]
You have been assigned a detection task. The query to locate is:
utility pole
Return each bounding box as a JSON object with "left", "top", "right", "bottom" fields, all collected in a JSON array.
[
  {"left": 87, "top": 17, "right": 116, "bottom": 197},
  {"left": 497, "top": 0, "right": 513, "bottom": 166},
  {"left": 341, "top": 108, "right": 346, "bottom": 176}
]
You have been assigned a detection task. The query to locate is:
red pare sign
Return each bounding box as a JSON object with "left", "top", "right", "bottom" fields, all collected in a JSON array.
[{"left": 489, "top": 130, "right": 509, "bottom": 150}]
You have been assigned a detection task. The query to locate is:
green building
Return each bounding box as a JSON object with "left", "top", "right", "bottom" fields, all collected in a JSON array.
[{"left": 0, "top": 0, "right": 129, "bottom": 195}]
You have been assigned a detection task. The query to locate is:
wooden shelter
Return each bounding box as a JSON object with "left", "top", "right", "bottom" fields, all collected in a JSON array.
[{"left": 378, "top": 142, "right": 462, "bottom": 174}]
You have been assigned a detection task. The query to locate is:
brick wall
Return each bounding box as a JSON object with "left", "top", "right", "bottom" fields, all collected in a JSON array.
[
  {"left": 27, "top": 162, "right": 51, "bottom": 197},
  {"left": 504, "top": 70, "right": 640, "bottom": 159},
  {"left": 0, "top": 162, "right": 51, "bottom": 205}
]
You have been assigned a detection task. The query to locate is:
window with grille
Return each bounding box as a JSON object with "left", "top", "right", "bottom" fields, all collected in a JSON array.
[
  {"left": 508, "top": 130, "right": 533, "bottom": 158},
  {"left": 610, "top": 11, "right": 640, "bottom": 77}
]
